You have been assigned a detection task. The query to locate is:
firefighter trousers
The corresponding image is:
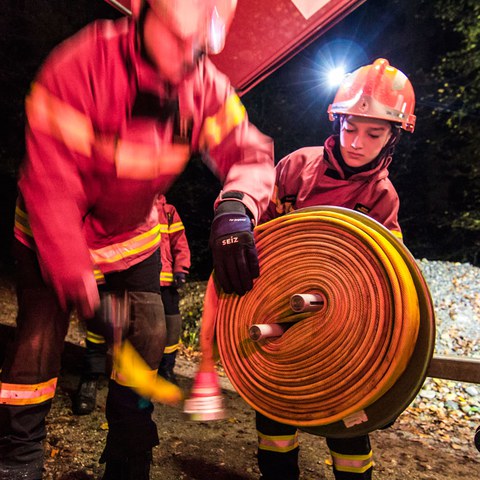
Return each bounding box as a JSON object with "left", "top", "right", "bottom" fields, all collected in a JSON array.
[
  {"left": 256, "top": 411, "right": 373, "bottom": 480},
  {"left": 0, "top": 241, "right": 166, "bottom": 479},
  {"left": 80, "top": 284, "right": 182, "bottom": 377}
]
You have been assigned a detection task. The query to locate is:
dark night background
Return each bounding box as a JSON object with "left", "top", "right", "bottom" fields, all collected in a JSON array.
[{"left": 0, "top": 0, "right": 479, "bottom": 279}]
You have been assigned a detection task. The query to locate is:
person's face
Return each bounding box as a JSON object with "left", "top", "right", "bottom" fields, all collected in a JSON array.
[
  {"left": 142, "top": 7, "right": 204, "bottom": 84},
  {"left": 339, "top": 115, "right": 393, "bottom": 167}
]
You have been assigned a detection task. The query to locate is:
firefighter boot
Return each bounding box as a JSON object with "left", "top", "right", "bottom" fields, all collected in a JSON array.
[
  {"left": 72, "top": 375, "right": 98, "bottom": 415},
  {"left": 102, "top": 450, "right": 152, "bottom": 480},
  {"left": 158, "top": 351, "right": 178, "bottom": 385}
]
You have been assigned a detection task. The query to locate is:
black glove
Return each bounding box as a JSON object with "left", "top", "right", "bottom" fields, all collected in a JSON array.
[
  {"left": 173, "top": 272, "right": 187, "bottom": 289},
  {"left": 209, "top": 201, "right": 259, "bottom": 295}
]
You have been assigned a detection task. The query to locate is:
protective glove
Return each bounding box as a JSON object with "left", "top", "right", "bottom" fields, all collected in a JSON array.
[
  {"left": 209, "top": 200, "right": 259, "bottom": 296},
  {"left": 174, "top": 272, "right": 187, "bottom": 289}
]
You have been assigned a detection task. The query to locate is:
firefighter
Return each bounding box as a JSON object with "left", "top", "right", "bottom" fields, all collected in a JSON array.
[
  {"left": 258, "top": 58, "right": 416, "bottom": 479},
  {"left": 156, "top": 194, "right": 191, "bottom": 384},
  {"left": 0, "top": 1, "right": 274, "bottom": 479},
  {"left": 72, "top": 194, "right": 191, "bottom": 415}
]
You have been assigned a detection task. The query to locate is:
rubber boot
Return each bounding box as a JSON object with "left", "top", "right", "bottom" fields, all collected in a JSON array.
[
  {"left": 72, "top": 375, "right": 98, "bottom": 415},
  {"left": 475, "top": 425, "right": 480, "bottom": 452},
  {"left": 102, "top": 450, "right": 152, "bottom": 480},
  {"left": 158, "top": 351, "right": 178, "bottom": 385}
]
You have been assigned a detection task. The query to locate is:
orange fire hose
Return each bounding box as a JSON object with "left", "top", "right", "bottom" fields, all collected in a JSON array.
[{"left": 186, "top": 207, "right": 435, "bottom": 437}]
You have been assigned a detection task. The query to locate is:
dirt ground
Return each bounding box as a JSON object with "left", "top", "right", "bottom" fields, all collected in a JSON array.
[{"left": 0, "top": 278, "right": 479, "bottom": 479}]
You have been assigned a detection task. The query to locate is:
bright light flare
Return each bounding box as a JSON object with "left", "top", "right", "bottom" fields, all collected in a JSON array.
[{"left": 328, "top": 66, "right": 346, "bottom": 87}]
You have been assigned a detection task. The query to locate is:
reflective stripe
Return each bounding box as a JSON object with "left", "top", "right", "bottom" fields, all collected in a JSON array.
[
  {"left": 14, "top": 205, "right": 36, "bottom": 250},
  {"left": 86, "top": 331, "right": 106, "bottom": 344},
  {"left": 257, "top": 430, "right": 299, "bottom": 453},
  {"left": 90, "top": 225, "right": 161, "bottom": 266},
  {"left": 15, "top": 205, "right": 161, "bottom": 273},
  {"left": 94, "top": 268, "right": 105, "bottom": 283},
  {"left": 159, "top": 222, "right": 169, "bottom": 234},
  {"left": 26, "top": 83, "right": 94, "bottom": 157},
  {"left": 391, "top": 229, "right": 403, "bottom": 240},
  {"left": 164, "top": 342, "right": 180, "bottom": 354},
  {"left": 199, "top": 93, "right": 246, "bottom": 150},
  {"left": 168, "top": 221, "right": 185, "bottom": 234},
  {"left": 0, "top": 378, "right": 57, "bottom": 405},
  {"left": 14, "top": 205, "right": 33, "bottom": 236},
  {"left": 160, "top": 271, "right": 174, "bottom": 283},
  {"left": 330, "top": 450, "right": 373, "bottom": 474},
  {"left": 115, "top": 140, "right": 190, "bottom": 180}
]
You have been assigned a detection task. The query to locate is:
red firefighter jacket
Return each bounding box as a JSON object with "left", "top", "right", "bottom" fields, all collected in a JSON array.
[
  {"left": 14, "top": 16, "right": 274, "bottom": 299},
  {"left": 156, "top": 195, "right": 191, "bottom": 287},
  {"left": 262, "top": 135, "right": 402, "bottom": 237}
]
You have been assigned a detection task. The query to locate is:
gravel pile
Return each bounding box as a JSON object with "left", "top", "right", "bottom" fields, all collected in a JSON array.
[
  {"left": 416, "top": 258, "right": 480, "bottom": 358},
  {"left": 399, "top": 259, "right": 480, "bottom": 453}
]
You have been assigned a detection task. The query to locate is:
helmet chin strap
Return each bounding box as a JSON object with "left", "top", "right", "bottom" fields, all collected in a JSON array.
[{"left": 377, "top": 126, "right": 402, "bottom": 167}]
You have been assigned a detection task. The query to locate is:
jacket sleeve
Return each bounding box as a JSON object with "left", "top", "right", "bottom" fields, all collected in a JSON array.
[
  {"left": 369, "top": 181, "right": 403, "bottom": 239},
  {"left": 260, "top": 151, "right": 304, "bottom": 223},
  {"left": 18, "top": 34, "right": 98, "bottom": 305},
  {"left": 167, "top": 204, "right": 191, "bottom": 274},
  {"left": 192, "top": 58, "right": 275, "bottom": 223}
]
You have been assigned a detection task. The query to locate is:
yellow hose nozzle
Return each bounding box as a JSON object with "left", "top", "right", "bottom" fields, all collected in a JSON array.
[{"left": 113, "top": 340, "right": 184, "bottom": 407}]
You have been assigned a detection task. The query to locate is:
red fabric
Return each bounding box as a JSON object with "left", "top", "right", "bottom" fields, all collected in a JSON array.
[
  {"left": 156, "top": 195, "right": 191, "bottom": 286},
  {"left": 17, "top": 16, "right": 274, "bottom": 305},
  {"left": 262, "top": 135, "right": 401, "bottom": 235}
]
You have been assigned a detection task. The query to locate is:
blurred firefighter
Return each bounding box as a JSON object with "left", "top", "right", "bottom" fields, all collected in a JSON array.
[
  {"left": 73, "top": 194, "right": 191, "bottom": 415},
  {"left": 258, "top": 58, "right": 416, "bottom": 480},
  {"left": 156, "top": 194, "right": 191, "bottom": 383},
  {"left": 0, "top": 1, "right": 274, "bottom": 479}
]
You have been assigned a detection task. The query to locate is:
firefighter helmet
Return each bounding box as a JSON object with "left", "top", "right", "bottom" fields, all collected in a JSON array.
[
  {"left": 146, "top": 0, "right": 237, "bottom": 54},
  {"left": 328, "top": 58, "right": 416, "bottom": 132}
]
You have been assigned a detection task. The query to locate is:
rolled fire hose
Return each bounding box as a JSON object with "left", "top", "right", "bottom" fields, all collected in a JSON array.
[{"left": 185, "top": 207, "right": 435, "bottom": 437}]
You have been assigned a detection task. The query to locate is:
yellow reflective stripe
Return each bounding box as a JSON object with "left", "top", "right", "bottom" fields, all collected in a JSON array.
[
  {"left": 94, "top": 268, "right": 105, "bottom": 283},
  {"left": 0, "top": 378, "right": 57, "bottom": 405},
  {"left": 26, "top": 82, "right": 94, "bottom": 157},
  {"left": 115, "top": 141, "right": 190, "bottom": 180},
  {"left": 14, "top": 206, "right": 33, "bottom": 237},
  {"left": 90, "top": 225, "right": 161, "bottom": 266},
  {"left": 330, "top": 450, "right": 373, "bottom": 473},
  {"left": 257, "top": 431, "right": 299, "bottom": 453},
  {"left": 200, "top": 93, "right": 246, "bottom": 150},
  {"left": 168, "top": 221, "right": 185, "bottom": 234},
  {"left": 391, "top": 229, "right": 403, "bottom": 240},
  {"left": 164, "top": 342, "right": 180, "bottom": 354},
  {"left": 159, "top": 222, "right": 169, "bottom": 234},
  {"left": 86, "top": 331, "right": 106, "bottom": 344},
  {"left": 160, "top": 272, "right": 174, "bottom": 282}
]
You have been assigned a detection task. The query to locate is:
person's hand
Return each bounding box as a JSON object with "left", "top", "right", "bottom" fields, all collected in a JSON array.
[
  {"left": 209, "top": 201, "right": 259, "bottom": 295},
  {"left": 174, "top": 272, "right": 187, "bottom": 289},
  {"left": 54, "top": 271, "right": 100, "bottom": 319}
]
